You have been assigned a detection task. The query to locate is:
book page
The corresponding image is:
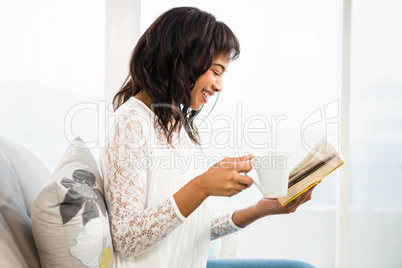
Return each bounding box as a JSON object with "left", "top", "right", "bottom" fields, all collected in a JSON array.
[
  {"left": 278, "top": 154, "right": 344, "bottom": 205},
  {"left": 288, "top": 138, "right": 338, "bottom": 187},
  {"left": 276, "top": 138, "right": 345, "bottom": 206}
]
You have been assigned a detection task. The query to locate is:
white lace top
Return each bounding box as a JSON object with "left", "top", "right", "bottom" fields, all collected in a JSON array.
[{"left": 101, "top": 97, "right": 241, "bottom": 268}]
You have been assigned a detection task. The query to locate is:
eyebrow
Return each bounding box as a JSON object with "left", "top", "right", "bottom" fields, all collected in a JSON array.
[{"left": 212, "top": 63, "right": 226, "bottom": 72}]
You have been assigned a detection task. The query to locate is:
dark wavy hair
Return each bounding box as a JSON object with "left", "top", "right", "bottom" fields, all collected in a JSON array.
[{"left": 113, "top": 7, "right": 240, "bottom": 145}]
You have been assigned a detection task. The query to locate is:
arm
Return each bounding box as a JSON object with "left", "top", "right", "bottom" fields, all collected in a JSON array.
[
  {"left": 104, "top": 117, "right": 185, "bottom": 258},
  {"left": 208, "top": 187, "right": 315, "bottom": 240},
  {"left": 210, "top": 213, "right": 242, "bottom": 240},
  {"left": 105, "top": 116, "right": 254, "bottom": 258}
]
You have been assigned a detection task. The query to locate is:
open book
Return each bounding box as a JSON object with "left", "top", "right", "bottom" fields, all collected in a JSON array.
[{"left": 277, "top": 137, "right": 345, "bottom": 206}]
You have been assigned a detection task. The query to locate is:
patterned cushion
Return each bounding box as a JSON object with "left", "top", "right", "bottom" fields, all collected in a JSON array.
[{"left": 31, "top": 137, "right": 114, "bottom": 268}]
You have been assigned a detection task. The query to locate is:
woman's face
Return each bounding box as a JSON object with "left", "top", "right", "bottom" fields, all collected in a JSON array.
[{"left": 190, "top": 56, "right": 230, "bottom": 110}]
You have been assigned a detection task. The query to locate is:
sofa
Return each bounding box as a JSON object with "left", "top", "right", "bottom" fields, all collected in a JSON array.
[
  {"left": 0, "top": 136, "right": 118, "bottom": 268},
  {"left": 0, "top": 137, "right": 50, "bottom": 267}
]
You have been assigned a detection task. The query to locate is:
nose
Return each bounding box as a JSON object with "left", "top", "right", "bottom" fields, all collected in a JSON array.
[{"left": 213, "top": 77, "right": 223, "bottom": 93}]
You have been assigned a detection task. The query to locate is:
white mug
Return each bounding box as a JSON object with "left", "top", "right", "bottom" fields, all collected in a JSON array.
[{"left": 250, "top": 152, "right": 290, "bottom": 198}]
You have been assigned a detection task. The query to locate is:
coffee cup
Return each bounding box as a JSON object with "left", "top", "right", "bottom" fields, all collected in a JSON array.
[{"left": 250, "top": 152, "right": 290, "bottom": 198}]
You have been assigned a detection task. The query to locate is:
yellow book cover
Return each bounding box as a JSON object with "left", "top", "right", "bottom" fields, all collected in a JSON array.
[{"left": 277, "top": 138, "right": 345, "bottom": 206}]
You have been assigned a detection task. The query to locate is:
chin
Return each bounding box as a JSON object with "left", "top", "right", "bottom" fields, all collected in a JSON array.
[
  {"left": 190, "top": 103, "right": 203, "bottom": 111},
  {"left": 191, "top": 106, "right": 202, "bottom": 111}
]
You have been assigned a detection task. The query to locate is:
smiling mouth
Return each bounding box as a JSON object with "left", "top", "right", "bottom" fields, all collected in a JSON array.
[{"left": 201, "top": 89, "right": 213, "bottom": 102}]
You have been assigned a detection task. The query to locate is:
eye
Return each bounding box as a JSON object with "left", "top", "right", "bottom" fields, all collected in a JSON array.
[{"left": 211, "top": 70, "right": 221, "bottom": 76}]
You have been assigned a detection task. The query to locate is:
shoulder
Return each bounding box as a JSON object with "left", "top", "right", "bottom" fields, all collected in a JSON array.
[
  {"left": 113, "top": 97, "right": 153, "bottom": 127},
  {"left": 115, "top": 97, "right": 152, "bottom": 119},
  {"left": 108, "top": 98, "right": 155, "bottom": 145}
]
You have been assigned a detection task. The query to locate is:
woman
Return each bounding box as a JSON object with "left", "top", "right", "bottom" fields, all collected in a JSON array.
[{"left": 102, "top": 6, "right": 315, "bottom": 268}]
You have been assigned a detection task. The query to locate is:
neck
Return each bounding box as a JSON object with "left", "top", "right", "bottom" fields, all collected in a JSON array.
[
  {"left": 134, "top": 91, "right": 152, "bottom": 109},
  {"left": 134, "top": 91, "right": 182, "bottom": 133},
  {"left": 134, "top": 91, "right": 153, "bottom": 109}
]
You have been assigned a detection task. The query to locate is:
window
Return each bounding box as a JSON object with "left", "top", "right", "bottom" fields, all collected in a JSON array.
[
  {"left": 349, "top": 0, "right": 402, "bottom": 267},
  {"left": 0, "top": 0, "right": 105, "bottom": 170}
]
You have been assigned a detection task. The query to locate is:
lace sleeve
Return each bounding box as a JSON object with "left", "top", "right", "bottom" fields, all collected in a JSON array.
[
  {"left": 210, "top": 213, "right": 243, "bottom": 240},
  {"left": 103, "top": 114, "right": 185, "bottom": 259}
]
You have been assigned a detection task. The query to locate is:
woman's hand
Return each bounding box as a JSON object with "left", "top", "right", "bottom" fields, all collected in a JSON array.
[
  {"left": 173, "top": 154, "right": 254, "bottom": 218},
  {"left": 196, "top": 154, "right": 254, "bottom": 198},
  {"left": 255, "top": 185, "right": 317, "bottom": 217},
  {"left": 232, "top": 184, "right": 317, "bottom": 228}
]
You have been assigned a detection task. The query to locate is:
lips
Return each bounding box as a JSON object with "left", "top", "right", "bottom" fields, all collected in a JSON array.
[{"left": 201, "top": 89, "right": 214, "bottom": 103}]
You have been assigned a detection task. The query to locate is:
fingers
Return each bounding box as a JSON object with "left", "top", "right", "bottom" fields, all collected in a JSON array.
[
  {"left": 231, "top": 184, "right": 247, "bottom": 193},
  {"left": 223, "top": 155, "right": 254, "bottom": 188},
  {"left": 206, "top": 155, "right": 255, "bottom": 197},
  {"left": 291, "top": 186, "right": 316, "bottom": 206},
  {"left": 233, "top": 161, "right": 253, "bottom": 173},
  {"left": 301, "top": 186, "right": 316, "bottom": 203},
  {"left": 226, "top": 154, "right": 254, "bottom": 162},
  {"left": 219, "top": 155, "right": 253, "bottom": 173},
  {"left": 230, "top": 179, "right": 253, "bottom": 196},
  {"left": 282, "top": 185, "right": 317, "bottom": 213},
  {"left": 235, "top": 173, "right": 254, "bottom": 188}
]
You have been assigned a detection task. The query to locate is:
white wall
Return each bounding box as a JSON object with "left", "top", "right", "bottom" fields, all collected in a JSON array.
[{"left": 0, "top": 0, "right": 105, "bottom": 170}]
